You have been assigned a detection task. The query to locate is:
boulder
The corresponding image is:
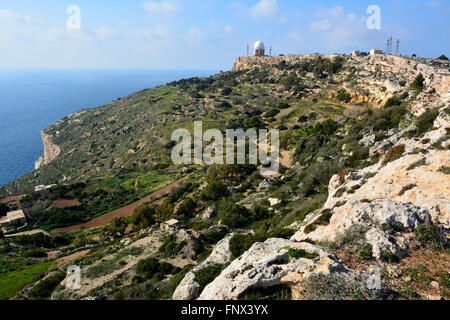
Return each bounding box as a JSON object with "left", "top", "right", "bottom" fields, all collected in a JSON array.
[
  {"left": 172, "top": 233, "right": 234, "bottom": 300},
  {"left": 291, "top": 200, "right": 432, "bottom": 259},
  {"left": 198, "top": 238, "right": 349, "bottom": 300}
]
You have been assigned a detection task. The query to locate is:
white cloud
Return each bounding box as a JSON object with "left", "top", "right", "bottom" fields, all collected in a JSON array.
[
  {"left": 0, "top": 9, "right": 41, "bottom": 24},
  {"left": 224, "top": 25, "right": 235, "bottom": 35},
  {"left": 250, "top": 0, "right": 278, "bottom": 21},
  {"left": 317, "top": 6, "right": 345, "bottom": 19},
  {"left": 309, "top": 19, "right": 332, "bottom": 31},
  {"left": 96, "top": 27, "right": 116, "bottom": 40},
  {"left": 185, "top": 27, "right": 205, "bottom": 43},
  {"left": 141, "top": 1, "right": 179, "bottom": 16}
]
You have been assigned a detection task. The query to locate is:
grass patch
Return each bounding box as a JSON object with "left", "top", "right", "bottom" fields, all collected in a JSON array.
[
  {"left": 194, "top": 264, "right": 224, "bottom": 292},
  {"left": 0, "top": 261, "right": 55, "bottom": 300},
  {"left": 285, "top": 247, "right": 319, "bottom": 260},
  {"left": 238, "top": 285, "right": 292, "bottom": 300}
]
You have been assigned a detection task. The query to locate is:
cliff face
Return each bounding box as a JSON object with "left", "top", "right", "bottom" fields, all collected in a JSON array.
[
  {"left": 35, "top": 131, "right": 61, "bottom": 170},
  {"left": 232, "top": 54, "right": 339, "bottom": 71},
  {"left": 233, "top": 54, "right": 450, "bottom": 115}
]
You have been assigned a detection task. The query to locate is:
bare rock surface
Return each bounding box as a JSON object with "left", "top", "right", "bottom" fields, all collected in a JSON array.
[
  {"left": 198, "top": 238, "right": 349, "bottom": 300},
  {"left": 172, "top": 233, "right": 234, "bottom": 300}
]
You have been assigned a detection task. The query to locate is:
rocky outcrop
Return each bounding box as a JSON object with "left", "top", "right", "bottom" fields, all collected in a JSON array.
[
  {"left": 369, "top": 55, "right": 450, "bottom": 115},
  {"left": 233, "top": 54, "right": 450, "bottom": 115},
  {"left": 291, "top": 107, "right": 449, "bottom": 257},
  {"left": 35, "top": 131, "right": 61, "bottom": 169},
  {"left": 233, "top": 54, "right": 339, "bottom": 71},
  {"left": 172, "top": 233, "right": 234, "bottom": 300},
  {"left": 291, "top": 200, "right": 432, "bottom": 259},
  {"left": 198, "top": 238, "right": 349, "bottom": 300}
]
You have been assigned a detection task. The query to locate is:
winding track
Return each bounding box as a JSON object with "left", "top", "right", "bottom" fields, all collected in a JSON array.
[{"left": 51, "top": 177, "right": 186, "bottom": 234}]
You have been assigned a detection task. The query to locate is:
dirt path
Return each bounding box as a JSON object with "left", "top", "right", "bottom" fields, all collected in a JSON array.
[
  {"left": 280, "top": 150, "right": 293, "bottom": 168},
  {"left": 51, "top": 177, "right": 186, "bottom": 234},
  {"left": 5, "top": 229, "right": 51, "bottom": 238}
]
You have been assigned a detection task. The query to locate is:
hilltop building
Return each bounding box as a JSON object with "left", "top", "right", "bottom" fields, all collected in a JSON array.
[
  {"left": 254, "top": 41, "right": 265, "bottom": 56},
  {"left": 370, "top": 49, "right": 384, "bottom": 56}
]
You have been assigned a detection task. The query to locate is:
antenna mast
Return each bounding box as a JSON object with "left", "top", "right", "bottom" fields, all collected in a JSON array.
[
  {"left": 247, "top": 44, "right": 249, "bottom": 56},
  {"left": 395, "top": 38, "right": 400, "bottom": 55}
]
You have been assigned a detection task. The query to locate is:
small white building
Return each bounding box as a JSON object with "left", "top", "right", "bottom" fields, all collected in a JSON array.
[
  {"left": 352, "top": 50, "right": 361, "bottom": 57},
  {"left": 254, "top": 41, "right": 265, "bottom": 56},
  {"left": 0, "top": 209, "right": 26, "bottom": 227},
  {"left": 370, "top": 49, "right": 384, "bottom": 56},
  {"left": 161, "top": 219, "right": 180, "bottom": 232},
  {"left": 34, "top": 184, "right": 57, "bottom": 192}
]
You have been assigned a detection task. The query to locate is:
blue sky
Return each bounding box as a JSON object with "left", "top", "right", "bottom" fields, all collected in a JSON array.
[{"left": 0, "top": 0, "right": 448, "bottom": 70}]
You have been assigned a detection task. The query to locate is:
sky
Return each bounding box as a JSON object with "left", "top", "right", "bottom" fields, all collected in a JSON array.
[{"left": 0, "top": 0, "right": 448, "bottom": 70}]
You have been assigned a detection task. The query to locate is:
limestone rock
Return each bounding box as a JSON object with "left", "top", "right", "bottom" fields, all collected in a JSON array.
[
  {"left": 172, "top": 233, "right": 234, "bottom": 300},
  {"left": 198, "top": 238, "right": 349, "bottom": 300},
  {"left": 291, "top": 200, "right": 432, "bottom": 259}
]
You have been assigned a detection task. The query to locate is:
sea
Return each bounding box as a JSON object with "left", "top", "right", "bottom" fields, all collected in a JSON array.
[{"left": 0, "top": 69, "right": 217, "bottom": 187}]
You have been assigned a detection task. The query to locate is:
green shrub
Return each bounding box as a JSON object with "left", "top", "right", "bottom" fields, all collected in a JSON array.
[
  {"left": 155, "top": 199, "right": 174, "bottom": 222},
  {"left": 410, "top": 73, "right": 425, "bottom": 93},
  {"left": 304, "top": 209, "right": 333, "bottom": 234},
  {"left": 381, "top": 251, "right": 399, "bottom": 263},
  {"left": 215, "top": 199, "right": 250, "bottom": 229},
  {"left": 28, "top": 272, "right": 65, "bottom": 299},
  {"left": 229, "top": 234, "right": 263, "bottom": 259},
  {"left": 203, "top": 229, "right": 228, "bottom": 245},
  {"left": 286, "top": 248, "right": 319, "bottom": 260},
  {"left": 136, "top": 257, "right": 177, "bottom": 281},
  {"left": 238, "top": 285, "right": 292, "bottom": 300},
  {"left": 158, "top": 235, "right": 187, "bottom": 258},
  {"left": 200, "top": 180, "right": 227, "bottom": 202},
  {"left": 176, "top": 197, "right": 196, "bottom": 219},
  {"left": 265, "top": 109, "right": 280, "bottom": 118},
  {"left": 23, "top": 249, "right": 47, "bottom": 258},
  {"left": 337, "top": 89, "right": 351, "bottom": 103},
  {"left": 414, "top": 108, "right": 439, "bottom": 136},
  {"left": 131, "top": 204, "right": 155, "bottom": 229},
  {"left": 358, "top": 245, "right": 373, "bottom": 260},
  {"left": 414, "top": 224, "right": 443, "bottom": 251},
  {"left": 382, "top": 145, "right": 405, "bottom": 164},
  {"left": 384, "top": 96, "right": 402, "bottom": 108},
  {"left": 194, "top": 264, "right": 224, "bottom": 291}
]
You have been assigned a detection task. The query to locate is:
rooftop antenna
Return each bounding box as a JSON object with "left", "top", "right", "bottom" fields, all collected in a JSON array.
[
  {"left": 396, "top": 38, "right": 400, "bottom": 55},
  {"left": 389, "top": 36, "right": 393, "bottom": 55}
]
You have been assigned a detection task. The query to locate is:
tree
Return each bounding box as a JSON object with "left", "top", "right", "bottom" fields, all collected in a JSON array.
[
  {"left": 216, "top": 199, "right": 249, "bottom": 229},
  {"left": 155, "top": 199, "right": 174, "bottom": 222},
  {"left": 438, "top": 55, "right": 449, "bottom": 61},
  {"left": 103, "top": 217, "right": 127, "bottom": 239},
  {"left": 176, "top": 198, "right": 196, "bottom": 219},
  {"left": 200, "top": 180, "right": 227, "bottom": 202},
  {"left": 132, "top": 204, "right": 155, "bottom": 230}
]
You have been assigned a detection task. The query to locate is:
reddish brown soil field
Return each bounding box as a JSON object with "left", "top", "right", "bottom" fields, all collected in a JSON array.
[
  {"left": 51, "top": 198, "right": 81, "bottom": 209},
  {"left": 0, "top": 195, "right": 24, "bottom": 206},
  {"left": 51, "top": 177, "right": 185, "bottom": 234}
]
